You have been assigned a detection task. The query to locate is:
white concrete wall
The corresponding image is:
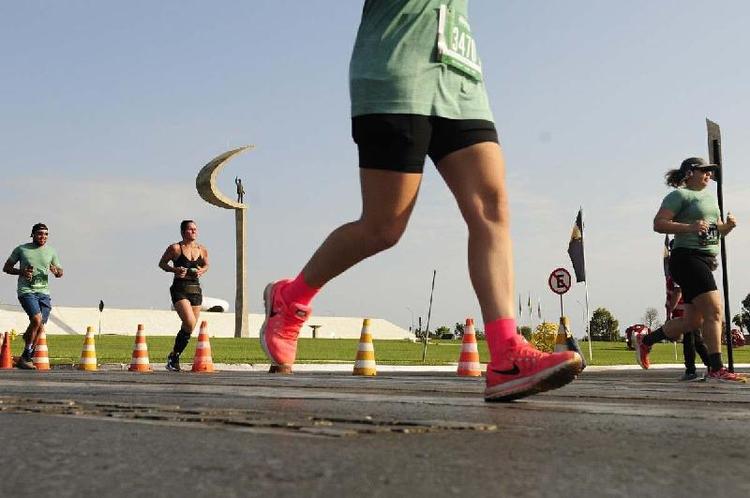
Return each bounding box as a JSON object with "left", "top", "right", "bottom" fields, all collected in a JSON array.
[{"left": 0, "top": 304, "right": 412, "bottom": 340}]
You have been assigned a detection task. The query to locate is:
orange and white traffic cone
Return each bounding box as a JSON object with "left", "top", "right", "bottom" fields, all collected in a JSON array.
[
  {"left": 0, "top": 332, "right": 13, "bottom": 369},
  {"left": 557, "top": 316, "right": 586, "bottom": 369},
  {"left": 353, "top": 318, "right": 376, "bottom": 376},
  {"left": 128, "top": 324, "right": 153, "bottom": 372},
  {"left": 77, "top": 326, "right": 97, "bottom": 371},
  {"left": 457, "top": 318, "right": 482, "bottom": 377},
  {"left": 554, "top": 317, "right": 569, "bottom": 353},
  {"left": 32, "top": 329, "right": 50, "bottom": 371},
  {"left": 191, "top": 321, "right": 215, "bottom": 373}
]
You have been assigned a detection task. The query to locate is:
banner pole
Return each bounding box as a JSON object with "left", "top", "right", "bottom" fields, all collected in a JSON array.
[
  {"left": 581, "top": 206, "right": 593, "bottom": 361},
  {"left": 421, "top": 270, "right": 436, "bottom": 363},
  {"left": 584, "top": 281, "right": 592, "bottom": 361},
  {"left": 707, "top": 119, "right": 734, "bottom": 371}
]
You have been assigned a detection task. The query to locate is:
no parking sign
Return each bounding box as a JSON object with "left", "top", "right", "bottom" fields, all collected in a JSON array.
[{"left": 548, "top": 268, "right": 571, "bottom": 296}]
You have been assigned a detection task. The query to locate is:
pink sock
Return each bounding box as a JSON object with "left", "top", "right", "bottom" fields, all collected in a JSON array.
[
  {"left": 281, "top": 272, "right": 320, "bottom": 306},
  {"left": 485, "top": 317, "right": 520, "bottom": 361}
]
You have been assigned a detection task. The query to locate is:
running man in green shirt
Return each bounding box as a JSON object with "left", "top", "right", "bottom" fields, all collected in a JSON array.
[
  {"left": 259, "top": 0, "right": 583, "bottom": 401},
  {"left": 3, "top": 222, "right": 63, "bottom": 369}
]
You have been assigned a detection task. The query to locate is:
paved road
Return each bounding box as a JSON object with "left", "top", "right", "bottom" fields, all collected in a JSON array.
[{"left": 1, "top": 367, "right": 748, "bottom": 498}]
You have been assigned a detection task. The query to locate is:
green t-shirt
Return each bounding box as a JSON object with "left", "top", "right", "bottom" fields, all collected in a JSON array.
[
  {"left": 661, "top": 188, "right": 721, "bottom": 255},
  {"left": 350, "top": 0, "right": 493, "bottom": 120},
  {"left": 7, "top": 243, "right": 62, "bottom": 295}
]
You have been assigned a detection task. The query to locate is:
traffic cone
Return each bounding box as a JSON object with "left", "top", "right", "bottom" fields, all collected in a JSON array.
[
  {"left": 457, "top": 318, "right": 481, "bottom": 377},
  {"left": 32, "top": 329, "right": 50, "bottom": 371},
  {"left": 77, "top": 326, "right": 98, "bottom": 371},
  {"left": 128, "top": 324, "right": 153, "bottom": 372},
  {"left": 556, "top": 316, "right": 586, "bottom": 370},
  {"left": 353, "top": 318, "right": 376, "bottom": 376},
  {"left": 554, "top": 317, "right": 569, "bottom": 353},
  {"left": 0, "top": 332, "right": 12, "bottom": 369},
  {"left": 191, "top": 321, "right": 215, "bottom": 373}
]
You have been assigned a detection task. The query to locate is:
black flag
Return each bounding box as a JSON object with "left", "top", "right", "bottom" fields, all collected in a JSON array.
[{"left": 567, "top": 209, "right": 585, "bottom": 282}]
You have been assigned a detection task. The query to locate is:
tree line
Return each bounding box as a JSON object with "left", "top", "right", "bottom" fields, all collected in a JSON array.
[{"left": 414, "top": 292, "right": 750, "bottom": 342}]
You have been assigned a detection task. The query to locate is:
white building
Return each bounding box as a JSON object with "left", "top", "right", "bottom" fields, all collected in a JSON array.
[{"left": 0, "top": 304, "right": 412, "bottom": 340}]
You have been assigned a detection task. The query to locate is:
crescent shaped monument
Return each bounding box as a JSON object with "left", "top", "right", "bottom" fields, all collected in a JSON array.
[
  {"left": 196, "top": 145, "right": 253, "bottom": 209},
  {"left": 196, "top": 145, "right": 254, "bottom": 338}
]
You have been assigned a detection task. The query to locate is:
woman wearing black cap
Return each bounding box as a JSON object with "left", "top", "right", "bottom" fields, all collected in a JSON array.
[
  {"left": 633, "top": 157, "right": 745, "bottom": 382},
  {"left": 158, "top": 220, "right": 210, "bottom": 371}
]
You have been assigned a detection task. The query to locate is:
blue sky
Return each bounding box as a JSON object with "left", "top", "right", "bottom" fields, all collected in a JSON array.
[{"left": 2, "top": 1, "right": 750, "bottom": 336}]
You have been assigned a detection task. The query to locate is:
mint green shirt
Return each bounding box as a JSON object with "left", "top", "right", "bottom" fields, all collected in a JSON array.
[
  {"left": 661, "top": 188, "right": 721, "bottom": 255},
  {"left": 350, "top": 0, "right": 494, "bottom": 120},
  {"left": 7, "top": 243, "right": 62, "bottom": 295}
]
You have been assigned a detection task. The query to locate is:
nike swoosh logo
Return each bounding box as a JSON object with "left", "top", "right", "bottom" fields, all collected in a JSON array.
[{"left": 492, "top": 364, "right": 520, "bottom": 376}]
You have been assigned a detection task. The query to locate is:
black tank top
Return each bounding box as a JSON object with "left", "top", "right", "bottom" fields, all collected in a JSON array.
[{"left": 172, "top": 243, "right": 205, "bottom": 284}]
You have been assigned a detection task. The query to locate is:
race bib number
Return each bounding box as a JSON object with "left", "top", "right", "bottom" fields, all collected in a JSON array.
[
  {"left": 699, "top": 223, "right": 719, "bottom": 247},
  {"left": 437, "top": 4, "right": 482, "bottom": 80}
]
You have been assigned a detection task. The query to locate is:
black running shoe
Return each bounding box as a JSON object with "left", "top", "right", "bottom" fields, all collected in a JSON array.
[
  {"left": 16, "top": 354, "right": 36, "bottom": 370},
  {"left": 166, "top": 352, "right": 181, "bottom": 372}
]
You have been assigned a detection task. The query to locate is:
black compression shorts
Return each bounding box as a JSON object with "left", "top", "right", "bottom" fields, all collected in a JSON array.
[
  {"left": 668, "top": 248, "right": 718, "bottom": 303},
  {"left": 170, "top": 281, "right": 203, "bottom": 306},
  {"left": 352, "top": 114, "right": 499, "bottom": 174}
]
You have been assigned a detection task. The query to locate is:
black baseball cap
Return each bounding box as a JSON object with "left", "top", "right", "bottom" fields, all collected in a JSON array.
[
  {"left": 679, "top": 157, "right": 718, "bottom": 175},
  {"left": 31, "top": 222, "right": 48, "bottom": 235}
]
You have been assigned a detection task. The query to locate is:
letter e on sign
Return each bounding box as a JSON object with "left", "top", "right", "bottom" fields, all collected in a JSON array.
[{"left": 548, "top": 268, "right": 572, "bottom": 295}]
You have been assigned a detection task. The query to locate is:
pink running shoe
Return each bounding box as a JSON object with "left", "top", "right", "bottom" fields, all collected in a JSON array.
[
  {"left": 633, "top": 331, "right": 650, "bottom": 369},
  {"left": 484, "top": 339, "right": 583, "bottom": 402},
  {"left": 259, "top": 280, "right": 311, "bottom": 373},
  {"left": 705, "top": 367, "right": 748, "bottom": 384}
]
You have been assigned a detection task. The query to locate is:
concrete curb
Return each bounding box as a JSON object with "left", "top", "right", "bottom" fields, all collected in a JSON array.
[{"left": 49, "top": 362, "right": 750, "bottom": 373}]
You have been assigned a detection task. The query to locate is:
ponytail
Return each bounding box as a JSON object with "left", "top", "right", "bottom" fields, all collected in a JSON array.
[{"left": 665, "top": 169, "right": 686, "bottom": 188}]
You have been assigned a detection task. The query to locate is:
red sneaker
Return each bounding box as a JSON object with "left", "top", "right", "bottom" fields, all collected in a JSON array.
[
  {"left": 484, "top": 339, "right": 583, "bottom": 402},
  {"left": 705, "top": 367, "right": 747, "bottom": 384},
  {"left": 633, "top": 331, "right": 650, "bottom": 369},
  {"left": 259, "top": 280, "right": 311, "bottom": 372}
]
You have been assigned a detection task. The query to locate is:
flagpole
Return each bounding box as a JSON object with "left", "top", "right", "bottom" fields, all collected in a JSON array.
[
  {"left": 584, "top": 280, "right": 592, "bottom": 361},
  {"left": 581, "top": 206, "right": 593, "bottom": 361},
  {"left": 567, "top": 205, "right": 591, "bottom": 361},
  {"left": 528, "top": 292, "right": 532, "bottom": 331}
]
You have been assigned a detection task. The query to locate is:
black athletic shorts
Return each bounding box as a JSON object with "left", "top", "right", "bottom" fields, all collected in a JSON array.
[
  {"left": 668, "top": 248, "right": 718, "bottom": 303},
  {"left": 351, "top": 114, "right": 499, "bottom": 173},
  {"left": 170, "top": 281, "right": 203, "bottom": 306}
]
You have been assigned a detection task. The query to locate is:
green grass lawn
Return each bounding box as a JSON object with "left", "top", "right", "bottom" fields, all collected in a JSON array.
[{"left": 5, "top": 335, "right": 750, "bottom": 367}]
